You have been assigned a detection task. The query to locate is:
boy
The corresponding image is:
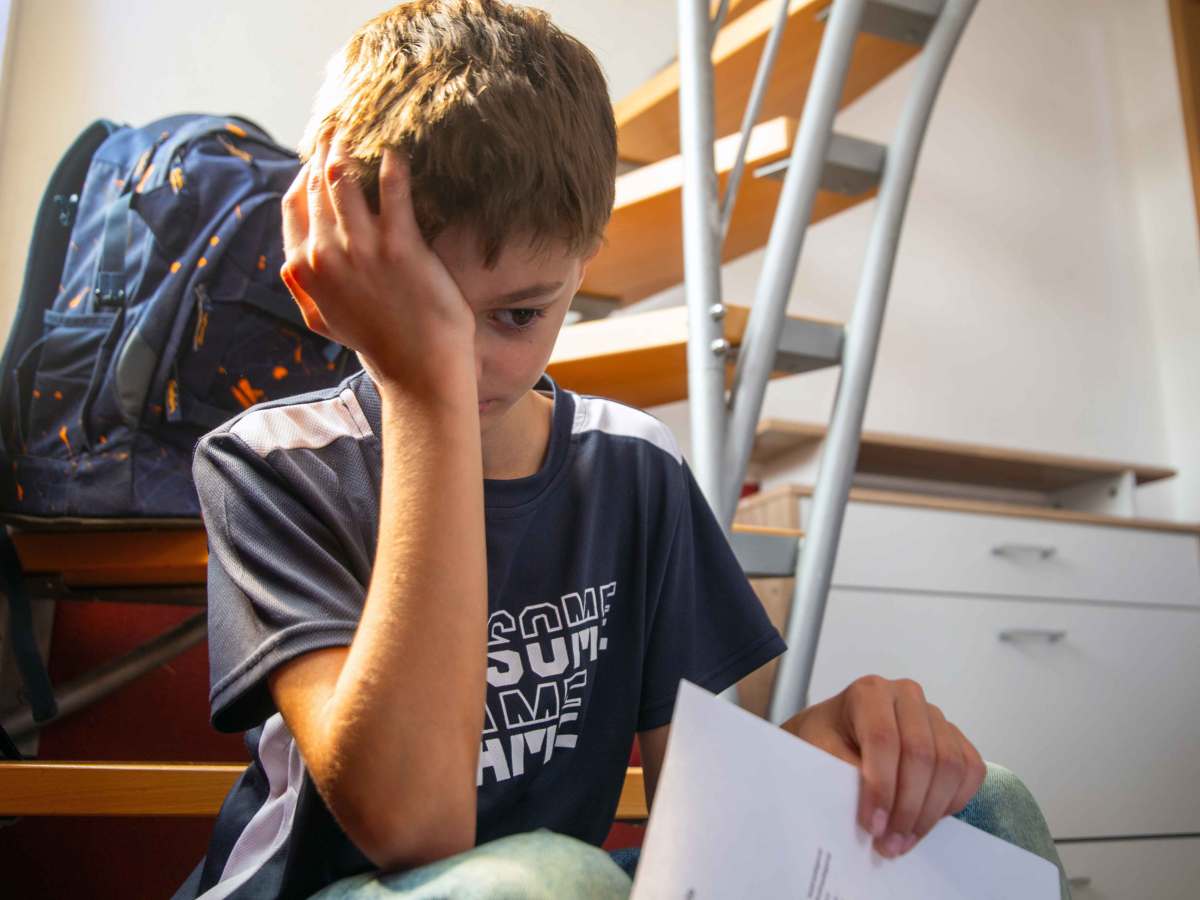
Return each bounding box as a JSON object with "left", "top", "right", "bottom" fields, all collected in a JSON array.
[{"left": 173, "top": 1, "right": 1007, "bottom": 897}]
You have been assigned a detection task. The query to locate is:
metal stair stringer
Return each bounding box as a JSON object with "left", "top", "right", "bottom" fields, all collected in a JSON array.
[{"left": 674, "top": 0, "right": 980, "bottom": 717}]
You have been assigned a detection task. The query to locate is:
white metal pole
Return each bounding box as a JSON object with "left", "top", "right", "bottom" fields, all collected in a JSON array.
[
  {"left": 769, "top": 0, "right": 980, "bottom": 724},
  {"left": 721, "top": 0, "right": 869, "bottom": 524}
]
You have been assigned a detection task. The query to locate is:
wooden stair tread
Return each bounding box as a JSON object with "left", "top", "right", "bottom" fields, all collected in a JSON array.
[
  {"left": 584, "top": 117, "right": 873, "bottom": 305},
  {"left": 547, "top": 303, "right": 839, "bottom": 409},
  {"left": 9, "top": 521, "right": 783, "bottom": 585},
  {"left": 11, "top": 529, "right": 209, "bottom": 586},
  {"left": 0, "top": 761, "right": 649, "bottom": 820},
  {"left": 753, "top": 418, "right": 1178, "bottom": 491},
  {"left": 614, "top": 0, "right": 920, "bottom": 164}
]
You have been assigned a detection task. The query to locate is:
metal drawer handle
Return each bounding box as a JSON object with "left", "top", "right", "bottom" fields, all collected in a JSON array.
[
  {"left": 992, "top": 543, "right": 1057, "bottom": 560},
  {"left": 998, "top": 628, "right": 1067, "bottom": 644},
  {"left": 1068, "top": 876, "right": 1092, "bottom": 889}
]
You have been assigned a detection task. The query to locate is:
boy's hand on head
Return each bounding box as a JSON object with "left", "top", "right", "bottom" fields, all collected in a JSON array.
[
  {"left": 782, "top": 675, "right": 986, "bottom": 860},
  {"left": 280, "top": 129, "right": 476, "bottom": 399}
]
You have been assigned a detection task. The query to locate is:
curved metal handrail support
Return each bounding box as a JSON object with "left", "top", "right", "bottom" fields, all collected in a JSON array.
[
  {"left": 718, "top": 0, "right": 795, "bottom": 241},
  {"left": 721, "top": 0, "right": 870, "bottom": 525},
  {"left": 768, "top": 0, "right": 980, "bottom": 725}
]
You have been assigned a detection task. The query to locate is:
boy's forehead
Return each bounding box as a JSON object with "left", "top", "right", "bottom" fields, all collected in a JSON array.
[{"left": 431, "top": 224, "right": 586, "bottom": 299}]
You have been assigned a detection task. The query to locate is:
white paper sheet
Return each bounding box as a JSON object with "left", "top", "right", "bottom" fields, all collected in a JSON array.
[{"left": 630, "top": 681, "right": 1059, "bottom": 900}]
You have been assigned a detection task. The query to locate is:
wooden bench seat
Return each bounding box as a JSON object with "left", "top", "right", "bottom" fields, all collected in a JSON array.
[{"left": 0, "top": 761, "right": 649, "bottom": 821}]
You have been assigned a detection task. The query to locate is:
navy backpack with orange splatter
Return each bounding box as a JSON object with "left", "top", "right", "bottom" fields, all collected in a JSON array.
[
  {"left": 0, "top": 113, "right": 358, "bottom": 524},
  {"left": 0, "top": 115, "right": 357, "bottom": 731}
]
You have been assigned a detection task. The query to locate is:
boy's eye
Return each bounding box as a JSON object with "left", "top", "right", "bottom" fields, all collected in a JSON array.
[{"left": 494, "top": 308, "right": 544, "bottom": 331}]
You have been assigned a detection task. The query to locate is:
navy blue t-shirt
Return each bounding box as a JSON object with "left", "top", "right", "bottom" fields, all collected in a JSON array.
[{"left": 173, "top": 369, "right": 786, "bottom": 899}]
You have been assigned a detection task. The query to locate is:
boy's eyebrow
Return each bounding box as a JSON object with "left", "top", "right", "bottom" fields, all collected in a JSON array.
[{"left": 488, "top": 282, "right": 564, "bottom": 306}]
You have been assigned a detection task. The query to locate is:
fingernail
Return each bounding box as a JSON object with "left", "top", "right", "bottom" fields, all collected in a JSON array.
[
  {"left": 884, "top": 834, "right": 905, "bottom": 857},
  {"left": 903, "top": 835, "right": 919, "bottom": 853},
  {"left": 870, "top": 809, "right": 888, "bottom": 838}
]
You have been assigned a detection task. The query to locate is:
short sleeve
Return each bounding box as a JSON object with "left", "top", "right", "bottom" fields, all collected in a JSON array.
[
  {"left": 637, "top": 460, "right": 787, "bottom": 731},
  {"left": 195, "top": 430, "right": 367, "bottom": 733}
]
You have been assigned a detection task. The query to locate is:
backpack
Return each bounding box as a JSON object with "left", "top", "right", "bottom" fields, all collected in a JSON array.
[
  {"left": 0, "top": 114, "right": 360, "bottom": 724},
  {"left": 0, "top": 113, "right": 359, "bottom": 522}
]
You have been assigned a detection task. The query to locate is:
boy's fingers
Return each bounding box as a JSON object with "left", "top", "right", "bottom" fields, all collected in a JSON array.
[
  {"left": 306, "top": 130, "right": 336, "bottom": 245},
  {"left": 910, "top": 707, "right": 966, "bottom": 840},
  {"left": 326, "top": 133, "right": 373, "bottom": 242},
  {"left": 887, "top": 683, "right": 936, "bottom": 843},
  {"left": 847, "top": 683, "right": 900, "bottom": 845},
  {"left": 281, "top": 161, "right": 311, "bottom": 255},
  {"left": 378, "top": 145, "right": 420, "bottom": 251}
]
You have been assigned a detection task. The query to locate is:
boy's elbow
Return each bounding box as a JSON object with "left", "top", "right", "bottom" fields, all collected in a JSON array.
[
  {"left": 355, "top": 807, "right": 476, "bottom": 873},
  {"left": 329, "top": 768, "right": 476, "bottom": 874}
]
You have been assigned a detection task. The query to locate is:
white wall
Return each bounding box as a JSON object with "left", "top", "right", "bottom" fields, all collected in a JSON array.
[
  {"left": 1100, "top": 0, "right": 1200, "bottom": 521},
  {"left": 0, "top": 1, "right": 16, "bottom": 151},
  {"left": 0, "top": 0, "right": 1196, "bottom": 520}
]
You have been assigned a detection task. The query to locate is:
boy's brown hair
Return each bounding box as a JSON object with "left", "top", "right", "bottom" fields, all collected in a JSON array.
[{"left": 299, "top": 0, "right": 617, "bottom": 266}]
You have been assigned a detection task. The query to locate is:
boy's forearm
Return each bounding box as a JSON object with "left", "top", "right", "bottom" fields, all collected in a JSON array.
[{"left": 324, "top": 372, "right": 487, "bottom": 865}]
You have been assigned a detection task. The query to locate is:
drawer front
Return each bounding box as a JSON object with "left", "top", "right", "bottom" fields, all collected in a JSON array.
[
  {"left": 805, "top": 499, "right": 1200, "bottom": 608},
  {"left": 807, "top": 589, "right": 1200, "bottom": 839},
  {"left": 1057, "top": 837, "right": 1200, "bottom": 900}
]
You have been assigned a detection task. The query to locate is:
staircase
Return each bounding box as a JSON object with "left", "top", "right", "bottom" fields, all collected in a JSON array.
[{"left": 550, "top": 0, "right": 978, "bottom": 723}]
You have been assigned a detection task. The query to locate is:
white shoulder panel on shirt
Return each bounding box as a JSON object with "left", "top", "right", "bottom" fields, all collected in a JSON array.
[
  {"left": 572, "top": 394, "right": 682, "bottom": 464},
  {"left": 229, "top": 388, "right": 373, "bottom": 458}
]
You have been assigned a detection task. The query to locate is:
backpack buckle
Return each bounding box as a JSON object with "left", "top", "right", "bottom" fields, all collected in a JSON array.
[{"left": 93, "top": 274, "right": 126, "bottom": 309}]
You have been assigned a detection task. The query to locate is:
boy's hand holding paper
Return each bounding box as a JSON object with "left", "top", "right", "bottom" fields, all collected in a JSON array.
[
  {"left": 781, "top": 675, "right": 986, "bottom": 858},
  {"left": 631, "top": 682, "right": 1059, "bottom": 899}
]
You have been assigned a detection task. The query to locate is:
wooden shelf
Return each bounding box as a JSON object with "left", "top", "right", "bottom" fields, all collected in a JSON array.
[
  {"left": 614, "top": 0, "right": 920, "bottom": 164},
  {"left": 751, "top": 419, "right": 1178, "bottom": 492},
  {"left": 547, "top": 304, "right": 839, "bottom": 408},
  {"left": 739, "top": 483, "right": 1200, "bottom": 535},
  {"left": 0, "top": 761, "right": 650, "bottom": 820},
  {"left": 583, "top": 117, "right": 874, "bottom": 306}
]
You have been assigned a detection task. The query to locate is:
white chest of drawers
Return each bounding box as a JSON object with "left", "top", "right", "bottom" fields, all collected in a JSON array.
[{"left": 736, "top": 485, "right": 1200, "bottom": 898}]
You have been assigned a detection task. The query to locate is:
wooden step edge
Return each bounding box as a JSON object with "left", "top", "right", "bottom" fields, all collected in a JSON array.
[
  {"left": 0, "top": 761, "right": 650, "bottom": 821},
  {"left": 551, "top": 303, "right": 841, "bottom": 365},
  {"left": 612, "top": 116, "right": 797, "bottom": 210}
]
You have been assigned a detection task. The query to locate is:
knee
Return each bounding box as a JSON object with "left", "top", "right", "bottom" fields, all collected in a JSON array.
[
  {"left": 466, "top": 830, "right": 632, "bottom": 899},
  {"left": 955, "top": 762, "right": 1061, "bottom": 867},
  {"left": 955, "top": 764, "right": 1071, "bottom": 900},
  {"left": 958, "top": 762, "right": 1044, "bottom": 835},
  {"left": 314, "top": 829, "right": 632, "bottom": 900}
]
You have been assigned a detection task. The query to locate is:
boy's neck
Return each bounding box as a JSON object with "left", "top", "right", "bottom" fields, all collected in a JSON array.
[{"left": 480, "top": 388, "right": 554, "bottom": 480}]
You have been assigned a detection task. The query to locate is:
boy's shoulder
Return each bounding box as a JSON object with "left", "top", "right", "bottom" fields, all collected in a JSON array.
[
  {"left": 195, "top": 369, "right": 373, "bottom": 462},
  {"left": 570, "top": 390, "right": 682, "bottom": 467}
]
